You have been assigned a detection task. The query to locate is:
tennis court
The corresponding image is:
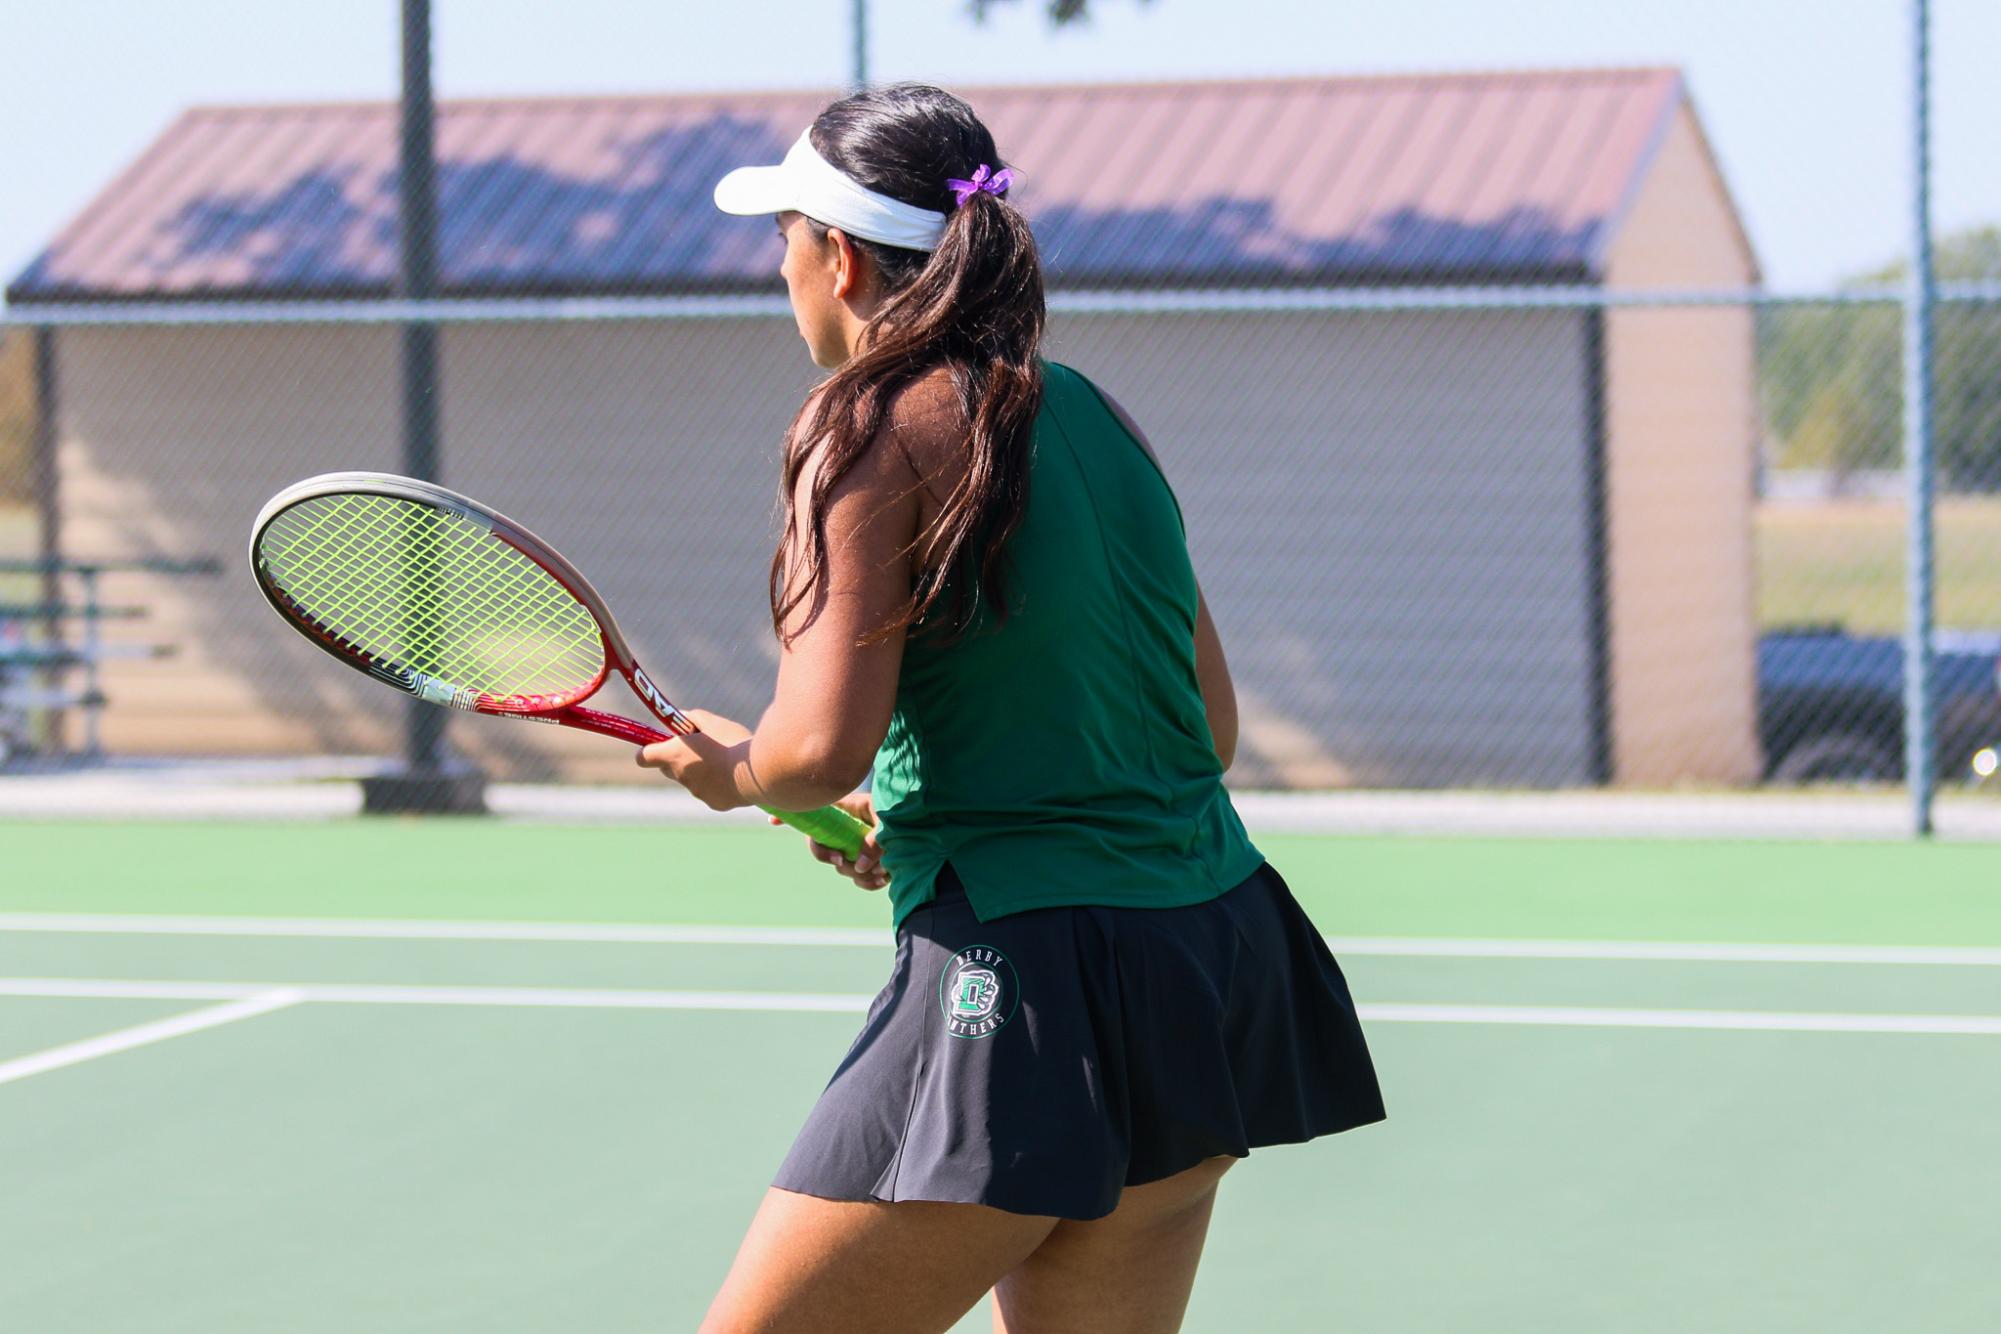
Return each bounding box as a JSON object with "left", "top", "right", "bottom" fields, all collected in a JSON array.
[{"left": 4, "top": 819, "right": 1998, "bottom": 1331}]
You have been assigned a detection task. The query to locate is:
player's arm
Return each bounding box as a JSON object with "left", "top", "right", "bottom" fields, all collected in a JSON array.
[
  {"left": 740, "top": 413, "right": 920, "bottom": 813},
  {"left": 1096, "top": 387, "right": 1239, "bottom": 772}
]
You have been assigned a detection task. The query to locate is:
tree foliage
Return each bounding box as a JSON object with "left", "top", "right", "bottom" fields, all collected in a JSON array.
[{"left": 1761, "top": 226, "right": 2001, "bottom": 490}]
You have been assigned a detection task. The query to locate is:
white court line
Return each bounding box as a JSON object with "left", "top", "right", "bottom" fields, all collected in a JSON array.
[
  {"left": 0, "top": 988, "right": 303, "bottom": 1087},
  {"left": 1363, "top": 1003, "right": 2001, "bottom": 1036},
  {"left": 0, "top": 913, "right": 883, "bottom": 948},
  {"left": 2, "top": 913, "right": 1998, "bottom": 967},
  {"left": 1, "top": 978, "right": 1998, "bottom": 1035},
  {"left": 0, "top": 978, "right": 870, "bottom": 1013},
  {"left": 1327, "top": 937, "right": 2001, "bottom": 967}
]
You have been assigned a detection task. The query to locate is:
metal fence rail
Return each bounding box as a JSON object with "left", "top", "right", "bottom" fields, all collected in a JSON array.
[{"left": 5, "top": 284, "right": 2001, "bottom": 329}]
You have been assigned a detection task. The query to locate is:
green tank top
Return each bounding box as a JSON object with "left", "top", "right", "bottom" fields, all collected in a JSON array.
[{"left": 871, "top": 359, "right": 1263, "bottom": 929}]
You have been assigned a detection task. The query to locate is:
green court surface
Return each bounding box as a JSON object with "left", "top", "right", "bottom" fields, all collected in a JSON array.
[{"left": 3, "top": 820, "right": 1999, "bottom": 1331}]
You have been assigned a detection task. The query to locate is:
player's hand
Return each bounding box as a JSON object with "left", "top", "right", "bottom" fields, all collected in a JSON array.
[
  {"left": 774, "top": 790, "right": 888, "bottom": 891},
  {"left": 635, "top": 709, "right": 754, "bottom": 810}
]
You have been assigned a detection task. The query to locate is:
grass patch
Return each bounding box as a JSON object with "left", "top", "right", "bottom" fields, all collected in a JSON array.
[{"left": 1757, "top": 495, "right": 2001, "bottom": 633}]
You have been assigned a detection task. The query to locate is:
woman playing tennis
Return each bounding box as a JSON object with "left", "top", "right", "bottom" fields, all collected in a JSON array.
[{"left": 639, "top": 83, "right": 1385, "bottom": 1334}]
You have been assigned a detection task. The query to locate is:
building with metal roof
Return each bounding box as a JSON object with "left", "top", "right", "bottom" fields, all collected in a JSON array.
[
  {"left": 9, "top": 68, "right": 1763, "bottom": 788},
  {"left": 11, "top": 68, "right": 1715, "bottom": 301}
]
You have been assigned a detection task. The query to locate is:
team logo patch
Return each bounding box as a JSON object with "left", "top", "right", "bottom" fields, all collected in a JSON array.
[{"left": 938, "top": 945, "right": 1019, "bottom": 1040}]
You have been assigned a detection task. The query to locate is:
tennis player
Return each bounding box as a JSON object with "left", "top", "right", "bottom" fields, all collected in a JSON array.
[{"left": 639, "top": 83, "right": 1385, "bottom": 1334}]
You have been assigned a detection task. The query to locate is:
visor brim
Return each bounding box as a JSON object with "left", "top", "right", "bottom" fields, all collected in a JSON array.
[{"left": 713, "top": 163, "right": 799, "bottom": 217}]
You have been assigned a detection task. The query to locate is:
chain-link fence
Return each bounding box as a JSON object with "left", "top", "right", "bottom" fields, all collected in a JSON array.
[{"left": 2, "top": 5, "right": 1998, "bottom": 821}]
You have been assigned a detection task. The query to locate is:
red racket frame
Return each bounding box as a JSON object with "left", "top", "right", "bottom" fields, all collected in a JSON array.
[
  {"left": 250, "top": 472, "right": 869, "bottom": 856},
  {"left": 251, "top": 473, "right": 696, "bottom": 749}
]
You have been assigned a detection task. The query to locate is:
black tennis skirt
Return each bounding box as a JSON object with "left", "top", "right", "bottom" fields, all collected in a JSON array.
[{"left": 772, "top": 860, "right": 1386, "bottom": 1221}]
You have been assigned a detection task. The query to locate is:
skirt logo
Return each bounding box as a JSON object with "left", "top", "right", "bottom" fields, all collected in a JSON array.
[{"left": 939, "top": 945, "right": 1019, "bottom": 1039}]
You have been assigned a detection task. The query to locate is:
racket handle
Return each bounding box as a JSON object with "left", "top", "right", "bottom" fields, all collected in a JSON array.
[{"left": 763, "top": 803, "right": 870, "bottom": 859}]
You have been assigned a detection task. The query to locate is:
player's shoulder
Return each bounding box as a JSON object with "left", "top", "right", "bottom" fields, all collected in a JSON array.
[
  {"left": 881, "top": 364, "right": 967, "bottom": 434},
  {"left": 869, "top": 365, "right": 967, "bottom": 486},
  {"left": 881, "top": 358, "right": 1070, "bottom": 430}
]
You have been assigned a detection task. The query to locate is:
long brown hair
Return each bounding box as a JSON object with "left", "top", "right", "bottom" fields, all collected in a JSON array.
[{"left": 770, "top": 83, "right": 1045, "bottom": 646}]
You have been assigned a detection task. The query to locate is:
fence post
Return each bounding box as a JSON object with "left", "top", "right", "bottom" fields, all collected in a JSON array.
[
  {"left": 1903, "top": 0, "right": 1938, "bottom": 836},
  {"left": 361, "top": 0, "right": 487, "bottom": 814},
  {"left": 400, "top": 0, "right": 445, "bottom": 783},
  {"left": 852, "top": 0, "right": 869, "bottom": 90},
  {"left": 29, "top": 327, "right": 64, "bottom": 757}
]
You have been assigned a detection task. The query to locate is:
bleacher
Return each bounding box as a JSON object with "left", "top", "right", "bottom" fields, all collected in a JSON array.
[{"left": 0, "top": 556, "right": 217, "bottom": 764}]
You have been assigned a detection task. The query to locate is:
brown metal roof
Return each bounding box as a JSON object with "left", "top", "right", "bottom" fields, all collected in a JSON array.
[{"left": 8, "top": 67, "right": 1696, "bottom": 301}]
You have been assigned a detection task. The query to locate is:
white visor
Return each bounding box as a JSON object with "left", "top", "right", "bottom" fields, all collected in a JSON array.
[{"left": 714, "top": 130, "right": 948, "bottom": 253}]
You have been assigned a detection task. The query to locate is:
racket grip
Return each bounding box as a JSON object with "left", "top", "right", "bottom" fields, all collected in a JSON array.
[{"left": 763, "top": 803, "right": 870, "bottom": 859}]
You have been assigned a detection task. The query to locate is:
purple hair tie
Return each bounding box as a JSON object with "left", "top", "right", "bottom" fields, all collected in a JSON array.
[{"left": 946, "top": 163, "right": 1014, "bottom": 208}]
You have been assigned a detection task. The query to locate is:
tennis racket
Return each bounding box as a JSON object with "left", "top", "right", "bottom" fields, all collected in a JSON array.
[{"left": 249, "top": 471, "right": 868, "bottom": 857}]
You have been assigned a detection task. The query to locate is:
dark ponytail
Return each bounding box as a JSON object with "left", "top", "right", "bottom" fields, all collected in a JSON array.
[{"left": 770, "top": 82, "right": 1046, "bottom": 647}]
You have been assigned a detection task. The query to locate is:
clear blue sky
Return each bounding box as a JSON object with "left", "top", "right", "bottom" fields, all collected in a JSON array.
[{"left": 2, "top": 0, "right": 1996, "bottom": 293}]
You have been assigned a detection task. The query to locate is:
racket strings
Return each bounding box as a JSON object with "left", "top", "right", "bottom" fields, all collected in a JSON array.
[
  {"left": 265, "top": 497, "right": 596, "bottom": 697},
  {"left": 258, "top": 493, "right": 604, "bottom": 699},
  {"left": 270, "top": 513, "right": 479, "bottom": 673},
  {"left": 264, "top": 499, "right": 528, "bottom": 680},
  {"left": 269, "top": 497, "right": 596, "bottom": 692},
  {"left": 268, "top": 500, "right": 565, "bottom": 669},
  {"left": 275, "top": 499, "right": 578, "bottom": 687}
]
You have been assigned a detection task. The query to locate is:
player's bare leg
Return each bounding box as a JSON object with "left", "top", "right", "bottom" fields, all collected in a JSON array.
[
  {"left": 701, "top": 1188, "right": 1057, "bottom": 1334},
  {"left": 991, "top": 1156, "right": 1235, "bottom": 1334}
]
